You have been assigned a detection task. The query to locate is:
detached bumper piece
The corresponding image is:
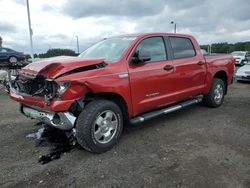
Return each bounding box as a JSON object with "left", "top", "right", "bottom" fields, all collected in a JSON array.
[{"left": 21, "top": 105, "right": 76, "bottom": 130}]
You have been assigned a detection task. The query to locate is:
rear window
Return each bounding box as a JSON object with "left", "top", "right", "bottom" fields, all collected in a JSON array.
[{"left": 169, "top": 37, "right": 196, "bottom": 59}]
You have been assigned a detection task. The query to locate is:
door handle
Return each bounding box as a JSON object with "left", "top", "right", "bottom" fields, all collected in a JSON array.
[
  {"left": 197, "top": 61, "right": 205, "bottom": 65},
  {"left": 163, "top": 65, "right": 174, "bottom": 71}
]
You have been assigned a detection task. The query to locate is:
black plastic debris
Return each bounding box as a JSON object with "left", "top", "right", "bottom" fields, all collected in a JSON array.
[{"left": 26, "top": 123, "right": 77, "bottom": 164}]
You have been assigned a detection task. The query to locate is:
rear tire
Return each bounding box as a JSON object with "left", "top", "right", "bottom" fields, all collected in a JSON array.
[
  {"left": 76, "top": 100, "right": 123, "bottom": 153},
  {"left": 8, "top": 56, "right": 18, "bottom": 64},
  {"left": 203, "top": 78, "right": 225, "bottom": 107}
]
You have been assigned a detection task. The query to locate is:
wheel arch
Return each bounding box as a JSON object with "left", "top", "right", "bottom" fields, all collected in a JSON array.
[
  {"left": 84, "top": 92, "right": 129, "bottom": 123},
  {"left": 8, "top": 55, "right": 18, "bottom": 62},
  {"left": 213, "top": 70, "right": 228, "bottom": 94}
]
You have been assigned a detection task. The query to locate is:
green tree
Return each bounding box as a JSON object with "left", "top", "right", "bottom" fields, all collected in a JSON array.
[
  {"left": 39, "top": 48, "right": 77, "bottom": 58},
  {"left": 201, "top": 41, "right": 250, "bottom": 54},
  {"left": 244, "top": 42, "right": 250, "bottom": 51}
]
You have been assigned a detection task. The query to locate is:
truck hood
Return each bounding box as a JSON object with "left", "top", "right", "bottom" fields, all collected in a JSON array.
[{"left": 21, "top": 56, "right": 106, "bottom": 79}]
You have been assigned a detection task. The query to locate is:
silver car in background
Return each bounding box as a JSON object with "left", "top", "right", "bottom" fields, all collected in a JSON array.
[
  {"left": 231, "top": 51, "right": 250, "bottom": 66},
  {"left": 235, "top": 61, "right": 250, "bottom": 81}
]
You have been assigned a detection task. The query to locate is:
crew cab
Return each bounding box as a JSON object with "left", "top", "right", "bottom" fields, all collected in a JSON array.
[{"left": 7, "top": 33, "right": 235, "bottom": 153}]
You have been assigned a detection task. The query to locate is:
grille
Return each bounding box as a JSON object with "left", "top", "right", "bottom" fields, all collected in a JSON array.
[{"left": 15, "top": 74, "right": 54, "bottom": 97}]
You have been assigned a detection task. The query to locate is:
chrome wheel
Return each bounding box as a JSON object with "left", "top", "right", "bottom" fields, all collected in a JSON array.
[
  {"left": 93, "top": 110, "right": 118, "bottom": 144},
  {"left": 214, "top": 84, "right": 223, "bottom": 104}
]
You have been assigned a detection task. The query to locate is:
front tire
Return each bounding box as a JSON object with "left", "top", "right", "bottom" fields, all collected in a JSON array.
[
  {"left": 203, "top": 78, "right": 225, "bottom": 107},
  {"left": 76, "top": 100, "right": 123, "bottom": 153}
]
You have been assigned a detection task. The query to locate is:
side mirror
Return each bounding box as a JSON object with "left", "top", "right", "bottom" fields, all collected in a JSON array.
[{"left": 131, "top": 50, "right": 151, "bottom": 64}]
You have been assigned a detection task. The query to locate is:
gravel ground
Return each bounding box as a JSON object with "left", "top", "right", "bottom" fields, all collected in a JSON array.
[{"left": 0, "top": 81, "right": 249, "bottom": 188}]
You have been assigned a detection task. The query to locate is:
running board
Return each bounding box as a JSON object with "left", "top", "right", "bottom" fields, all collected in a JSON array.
[{"left": 130, "top": 97, "right": 203, "bottom": 124}]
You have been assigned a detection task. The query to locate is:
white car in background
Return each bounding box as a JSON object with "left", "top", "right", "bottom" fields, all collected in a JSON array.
[
  {"left": 231, "top": 51, "right": 250, "bottom": 65},
  {"left": 235, "top": 61, "right": 250, "bottom": 81}
]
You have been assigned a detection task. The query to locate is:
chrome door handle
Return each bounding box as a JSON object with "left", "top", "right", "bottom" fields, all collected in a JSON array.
[{"left": 163, "top": 65, "right": 174, "bottom": 71}]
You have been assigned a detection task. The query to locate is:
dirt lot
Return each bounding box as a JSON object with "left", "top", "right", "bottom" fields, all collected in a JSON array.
[{"left": 0, "top": 82, "right": 249, "bottom": 188}]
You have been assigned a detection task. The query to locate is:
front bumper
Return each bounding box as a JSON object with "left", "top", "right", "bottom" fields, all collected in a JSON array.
[
  {"left": 235, "top": 72, "right": 250, "bottom": 81},
  {"left": 9, "top": 87, "right": 77, "bottom": 130},
  {"left": 9, "top": 87, "right": 75, "bottom": 112},
  {"left": 235, "top": 75, "right": 250, "bottom": 81},
  {"left": 21, "top": 105, "right": 76, "bottom": 130}
]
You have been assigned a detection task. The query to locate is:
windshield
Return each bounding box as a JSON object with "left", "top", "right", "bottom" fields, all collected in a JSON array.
[
  {"left": 79, "top": 37, "right": 136, "bottom": 63},
  {"left": 231, "top": 52, "right": 245, "bottom": 56}
]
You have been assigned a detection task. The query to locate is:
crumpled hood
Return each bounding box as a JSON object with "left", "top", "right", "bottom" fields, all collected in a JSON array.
[{"left": 21, "top": 56, "right": 106, "bottom": 79}]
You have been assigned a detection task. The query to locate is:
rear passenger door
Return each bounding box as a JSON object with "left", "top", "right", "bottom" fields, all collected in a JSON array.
[{"left": 168, "top": 36, "right": 206, "bottom": 99}]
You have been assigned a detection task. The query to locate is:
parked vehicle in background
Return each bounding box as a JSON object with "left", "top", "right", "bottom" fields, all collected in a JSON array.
[
  {"left": 231, "top": 51, "right": 250, "bottom": 65},
  {"left": 7, "top": 33, "right": 235, "bottom": 153},
  {"left": 235, "top": 61, "right": 250, "bottom": 81},
  {"left": 201, "top": 49, "right": 209, "bottom": 55},
  {"left": 0, "top": 47, "right": 25, "bottom": 64}
]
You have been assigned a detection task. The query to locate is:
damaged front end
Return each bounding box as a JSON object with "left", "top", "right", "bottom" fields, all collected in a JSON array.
[
  {"left": 9, "top": 73, "right": 78, "bottom": 130},
  {"left": 14, "top": 74, "right": 55, "bottom": 105},
  {"left": 7, "top": 57, "right": 108, "bottom": 130}
]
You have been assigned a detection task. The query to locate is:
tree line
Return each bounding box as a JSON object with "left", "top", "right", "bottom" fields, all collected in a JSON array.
[
  {"left": 200, "top": 41, "right": 250, "bottom": 54},
  {"left": 32, "top": 48, "right": 78, "bottom": 59}
]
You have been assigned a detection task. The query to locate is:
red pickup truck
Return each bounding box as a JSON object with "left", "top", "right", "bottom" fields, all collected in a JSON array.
[{"left": 8, "top": 33, "right": 235, "bottom": 153}]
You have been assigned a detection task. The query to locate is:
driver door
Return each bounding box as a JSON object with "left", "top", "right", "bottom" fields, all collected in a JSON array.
[{"left": 127, "top": 36, "right": 176, "bottom": 116}]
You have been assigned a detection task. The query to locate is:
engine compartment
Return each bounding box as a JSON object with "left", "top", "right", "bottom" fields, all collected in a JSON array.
[{"left": 14, "top": 74, "right": 55, "bottom": 98}]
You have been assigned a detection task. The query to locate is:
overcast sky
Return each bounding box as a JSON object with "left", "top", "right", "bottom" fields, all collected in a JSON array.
[{"left": 0, "top": 0, "right": 249, "bottom": 54}]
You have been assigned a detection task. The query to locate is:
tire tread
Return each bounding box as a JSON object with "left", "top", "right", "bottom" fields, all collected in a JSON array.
[{"left": 76, "top": 99, "right": 123, "bottom": 153}]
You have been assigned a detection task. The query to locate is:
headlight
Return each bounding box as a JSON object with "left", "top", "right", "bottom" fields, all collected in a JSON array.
[{"left": 56, "top": 81, "right": 71, "bottom": 98}]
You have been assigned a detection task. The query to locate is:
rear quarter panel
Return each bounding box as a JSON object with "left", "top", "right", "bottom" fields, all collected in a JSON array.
[{"left": 204, "top": 55, "right": 235, "bottom": 94}]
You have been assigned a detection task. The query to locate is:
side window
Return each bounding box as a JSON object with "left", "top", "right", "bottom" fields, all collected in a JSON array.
[
  {"left": 0, "top": 48, "right": 7, "bottom": 53},
  {"left": 136, "top": 37, "right": 167, "bottom": 62},
  {"left": 169, "top": 37, "right": 196, "bottom": 59}
]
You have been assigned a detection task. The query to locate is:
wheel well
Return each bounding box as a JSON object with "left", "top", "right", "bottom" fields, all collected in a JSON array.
[
  {"left": 84, "top": 92, "right": 129, "bottom": 123},
  {"left": 8, "top": 55, "right": 18, "bottom": 62},
  {"left": 214, "top": 71, "right": 228, "bottom": 94},
  {"left": 8, "top": 55, "right": 17, "bottom": 59}
]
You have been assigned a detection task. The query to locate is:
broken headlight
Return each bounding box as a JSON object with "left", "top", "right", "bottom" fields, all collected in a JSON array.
[{"left": 56, "top": 81, "right": 71, "bottom": 98}]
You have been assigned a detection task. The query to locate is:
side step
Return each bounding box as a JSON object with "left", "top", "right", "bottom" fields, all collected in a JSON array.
[{"left": 130, "top": 97, "right": 203, "bottom": 124}]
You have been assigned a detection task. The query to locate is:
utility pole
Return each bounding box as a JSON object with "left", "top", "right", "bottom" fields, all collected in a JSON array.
[
  {"left": 26, "top": 0, "right": 34, "bottom": 62},
  {"left": 76, "top": 35, "right": 79, "bottom": 54},
  {"left": 171, "top": 21, "right": 177, "bottom": 33},
  {"left": 208, "top": 44, "right": 212, "bottom": 54}
]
